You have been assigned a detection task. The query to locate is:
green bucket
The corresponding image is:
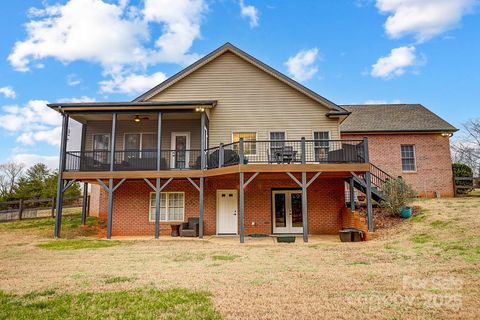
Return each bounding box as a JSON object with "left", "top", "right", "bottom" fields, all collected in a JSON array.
[{"left": 400, "top": 207, "right": 413, "bottom": 218}]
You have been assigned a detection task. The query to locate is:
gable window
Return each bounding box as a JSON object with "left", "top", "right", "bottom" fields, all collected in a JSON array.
[
  {"left": 149, "top": 192, "right": 185, "bottom": 222},
  {"left": 401, "top": 145, "right": 416, "bottom": 172},
  {"left": 313, "top": 131, "right": 330, "bottom": 162},
  {"left": 233, "top": 132, "right": 257, "bottom": 155}
]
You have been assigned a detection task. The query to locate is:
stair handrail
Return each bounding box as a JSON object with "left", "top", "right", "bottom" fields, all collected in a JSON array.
[{"left": 369, "top": 163, "right": 395, "bottom": 190}]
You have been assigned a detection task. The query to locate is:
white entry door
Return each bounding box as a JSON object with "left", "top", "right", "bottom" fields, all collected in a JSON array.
[
  {"left": 272, "top": 190, "right": 303, "bottom": 234},
  {"left": 217, "top": 190, "right": 238, "bottom": 234},
  {"left": 170, "top": 132, "right": 190, "bottom": 169}
]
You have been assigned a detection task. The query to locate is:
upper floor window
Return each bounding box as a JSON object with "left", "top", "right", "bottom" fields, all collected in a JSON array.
[
  {"left": 313, "top": 131, "right": 330, "bottom": 161},
  {"left": 233, "top": 132, "right": 257, "bottom": 155},
  {"left": 401, "top": 145, "right": 416, "bottom": 172}
]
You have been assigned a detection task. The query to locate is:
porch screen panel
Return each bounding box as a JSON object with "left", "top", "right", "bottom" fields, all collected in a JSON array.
[{"left": 142, "top": 133, "right": 157, "bottom": 159}]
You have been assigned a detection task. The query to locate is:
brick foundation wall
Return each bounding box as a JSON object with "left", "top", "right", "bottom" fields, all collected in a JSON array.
[
  {"left": 342, "top": 133, "right": 454, "bottom": 197},
  {"left": 89, "top": 173, "right": 346, "bottom": 237}
]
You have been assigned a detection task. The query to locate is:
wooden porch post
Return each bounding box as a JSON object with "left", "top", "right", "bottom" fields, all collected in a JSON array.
[
  {"left": 54, "top": 113, "right": 69, "bottom": 238},
  {"left": 81, "top": 182, "right": 88, "bottom": 225},
  {"left": 239, "top": 138, "right": 245, "bottom": 243}
]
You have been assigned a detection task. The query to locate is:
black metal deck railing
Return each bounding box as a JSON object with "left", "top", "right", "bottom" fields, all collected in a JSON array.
[{"left": 64, "top": 139, "right": 366, "bottom": 172}]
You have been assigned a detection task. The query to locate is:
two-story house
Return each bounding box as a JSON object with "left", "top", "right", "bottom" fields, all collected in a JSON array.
[{"left": 48, "top": 43, "right": 455, "bottom": 242}]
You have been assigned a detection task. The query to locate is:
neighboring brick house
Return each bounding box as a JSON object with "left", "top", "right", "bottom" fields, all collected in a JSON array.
[
  {"left": 340, "top": 104, "right": 457, "bottom": 197},
  {"left": 48, "top": 43, "right": 456, "bottom": 241}
]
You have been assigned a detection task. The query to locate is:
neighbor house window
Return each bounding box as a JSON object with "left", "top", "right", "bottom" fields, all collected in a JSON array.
[
  {"left": 313, "top": 131, "right": 330, "bottom": 161},
  {"left": 401, "top": 145, "right": 416, "bottom": 172},
  {"left": 233, "top": 132, "right": 257, "bottom": 155},
  {"left": 149, "top": 192, "right": 185, "bottom": 222}
]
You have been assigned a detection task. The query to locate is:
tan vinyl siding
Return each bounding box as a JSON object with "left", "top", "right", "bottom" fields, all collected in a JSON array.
[
  {"left": 83, "top": 119, "right": 200, "bottom": 151},
  {"left": 148, "top": 51, "right": 341, "bottom": 146}
]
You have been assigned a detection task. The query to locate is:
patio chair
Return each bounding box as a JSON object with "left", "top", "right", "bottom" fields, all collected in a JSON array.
[{"left": 179, "top": 217, "right": 200, "bottom": 237}]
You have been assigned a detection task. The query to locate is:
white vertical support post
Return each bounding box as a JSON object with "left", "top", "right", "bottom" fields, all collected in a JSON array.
[
  {"left": 363, "top": 137, "right": 373, "bottom": 231},
  {"left": 239, "top": 138, "right": 245, "bottom": 243},
  {"left": 110, "top": 113, "right": 117, "bottom": 171},
  {"left": 54, "top": 113, "right": 69, "bottom": 238}
]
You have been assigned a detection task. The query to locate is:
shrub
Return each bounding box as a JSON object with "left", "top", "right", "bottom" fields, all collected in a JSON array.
[
  {"left": 380, "top": 178, "right": 417, "bottom": 216},
  {"left": 452, "top": 163, "right": 474, "bottom": 194}
]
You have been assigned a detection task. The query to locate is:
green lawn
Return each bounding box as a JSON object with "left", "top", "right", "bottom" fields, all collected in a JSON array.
[
  {"left": 37, "top": 239, "right": 120, "bottom": 250},
  {"left": 0, "top": 288, "right": 221, "bottom": 320}
]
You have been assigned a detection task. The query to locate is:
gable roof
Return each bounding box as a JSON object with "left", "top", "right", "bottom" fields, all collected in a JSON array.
[
  {"left": 340, "top": 104, "right": 458, "bottom": 133},
  {"left": 133, "top": 43, "right": 349, "bottom": 115}
]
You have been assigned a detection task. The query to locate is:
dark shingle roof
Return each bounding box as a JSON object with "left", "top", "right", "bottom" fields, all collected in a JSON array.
[{"left": 340, "top": 104, "right": 457, "bottom": 133}]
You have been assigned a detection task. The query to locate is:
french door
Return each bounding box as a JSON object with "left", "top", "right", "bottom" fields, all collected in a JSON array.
[
  {"left": 272, "top": 190, "right": 303, "bottom": 234},
  {"left": 170, "top": 132, "right": 190, "bottom": 169}
]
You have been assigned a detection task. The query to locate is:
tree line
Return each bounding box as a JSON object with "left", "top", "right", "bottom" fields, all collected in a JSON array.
[{"left": 0, "top": 162, "right": 81, "bottom": 202}]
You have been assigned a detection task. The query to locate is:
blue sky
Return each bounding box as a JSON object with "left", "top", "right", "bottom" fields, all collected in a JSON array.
[{"left": 0, "top": 0, "right": 479, "bottom": 168}]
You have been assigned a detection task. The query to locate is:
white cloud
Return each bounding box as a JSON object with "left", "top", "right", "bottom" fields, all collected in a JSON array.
[
  {"left": 239, "top": 0, "right": 259, "bottom": 28},
  {"left": 99, "top": 71, "right": 167, "bottom": 95},
  {"left": 0, "top": 99, "right": 61, "bottom": 146},
  {"left": 376, "top": 0, "right": 477, "bottom": 42},
  {"left": 0, "top": 86, "right": 16, "bottom": 99},
  {"left": 371, "top": 46, "right": 417, "bottom": 79},
  {"left": 8, "top": 0, "right": 207, "bottom": 87},
  {"left": 9, "top": 153, "right": 59, "bottom": 170},
  {"left": 285, "top": 48, "right": 319, "bottom": 82},
  {"left": 67, "top": 74, "right": 81, "bottom": 86}
]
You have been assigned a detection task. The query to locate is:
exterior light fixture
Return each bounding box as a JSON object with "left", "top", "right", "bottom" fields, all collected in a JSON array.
[
  {"left": 441, "top": 132, "right": 453, "bottom": 137},
  {"left": 134, "top": 115, "right": 141, "bottom": 122},
  {"left": 195, "top": 107, "right": 205, "bottom": 112}
]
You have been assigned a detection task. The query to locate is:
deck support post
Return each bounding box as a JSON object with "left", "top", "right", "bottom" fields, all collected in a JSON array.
[
  {"left": 97, "top": 178, "right": 126, "bottom": 239},
  {"left": 239, "top": 138, "right": 245, "bottom": 243},
  {"left": 301, "top": 172, "right": 308, "bottom": 243},
  {"left": 154, "top": 178, "right": 161, "bottom": 239},
  {"left": 157, "top": 112, "right": 162, "bottom": 170},
  {"left": 54, "top": 113, "right": 69, "bottom": 239},
  {"left": 349, "top": 177, "right": 355, "bottom": 212},
  {"left": 363, "top": 137, "right": 373, "bottom": 231},
  {"left": 81, "top": 182, "right": 89, "bottom": 225},
  {"left": 199, "top": 177, "right": 204, "bottom": 238}
]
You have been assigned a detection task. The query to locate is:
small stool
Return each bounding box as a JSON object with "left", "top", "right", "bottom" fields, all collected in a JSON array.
[{"left": 170, "top": 224, "right": 180, "bottom": 237}]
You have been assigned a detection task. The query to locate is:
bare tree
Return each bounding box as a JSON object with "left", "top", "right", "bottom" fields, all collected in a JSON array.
[
  {"left": 452, "top": 119, "right": 480, "bottom": 176},
  {"left": 0, "top": 162, "right": 25, "bottom": 197}
]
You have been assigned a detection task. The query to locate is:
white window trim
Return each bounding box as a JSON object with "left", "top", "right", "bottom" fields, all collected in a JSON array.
[
  {"left": 148, "top": 191, "right": 185, "bottom": 222},
  {"left": 231, "top": 131, "right": 258, "bottom": 156},
  {"left": 401, "top": 144, "right": 417, "bottom": 173}
]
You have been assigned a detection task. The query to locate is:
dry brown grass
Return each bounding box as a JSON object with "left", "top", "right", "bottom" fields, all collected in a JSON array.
[{"left": 0, "top": 198, "right": 479, "bottom": 319}]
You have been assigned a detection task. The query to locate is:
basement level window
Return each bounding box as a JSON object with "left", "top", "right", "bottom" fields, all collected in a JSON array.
[
  {"left": 401, "top": 145, "right": 416, "bottom": 172},
  {"left": 149, "top": 192, "right": 185, "bottom": 222}
]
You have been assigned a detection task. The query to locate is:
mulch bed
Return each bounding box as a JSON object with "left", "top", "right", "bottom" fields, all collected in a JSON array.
[{"left": 357, "top": 205, "right": 422, "bottom": 231}]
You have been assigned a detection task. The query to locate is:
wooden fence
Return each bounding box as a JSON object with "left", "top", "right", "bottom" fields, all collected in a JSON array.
[
  {"left": 0, "top": 196, "right": 88, "bottom": 222},
  {"left": 453, "top": 177, "right": 475, "bottom": 197}
]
